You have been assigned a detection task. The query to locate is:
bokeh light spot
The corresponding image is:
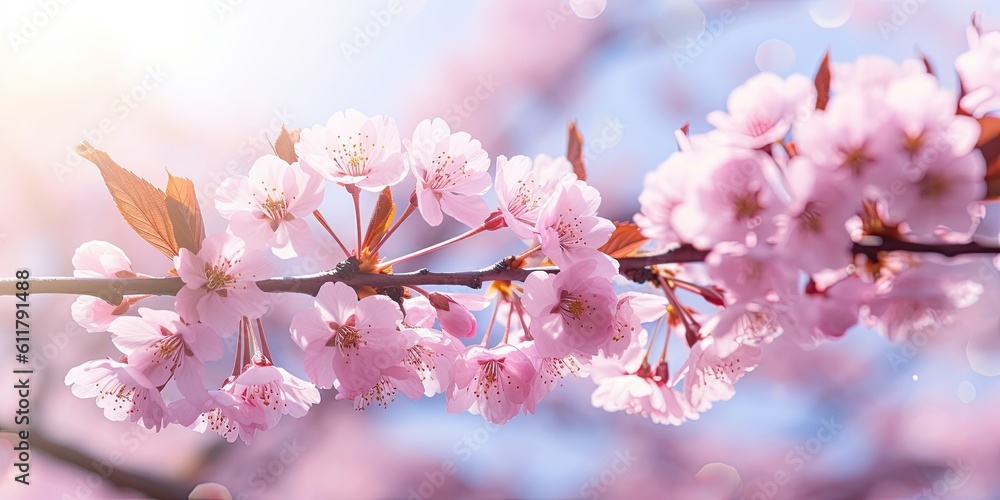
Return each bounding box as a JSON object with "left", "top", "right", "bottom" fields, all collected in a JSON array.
[
  {"left": 808, "top": 0, "right": 855, "bottom": 29},
  {"left": 958, "top": 381, "right": 977, "bottom": 403},
  {"left": 654, "top": 0, "right": 707, "bottom": 48},
  {"left": 570, "top": 0, "right": 607, "bottom": 19},
  {"left": 755, "top": 39, "right": 796, "bottom": 73},
  {"left": 966, "top": 333, "right": 1000, "bottom": 376}
]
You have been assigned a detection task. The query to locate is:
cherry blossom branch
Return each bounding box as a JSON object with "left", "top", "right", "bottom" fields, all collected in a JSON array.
[
  {"left": 32, "top": 431, "right": 194, "bottom": 498},
  {"left": 3, "top": 240, "right": 999, "bottom": 302}
]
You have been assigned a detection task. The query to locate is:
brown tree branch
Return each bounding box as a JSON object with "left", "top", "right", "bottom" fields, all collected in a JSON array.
[
  {"left": 31, "top": 431, "right": 194, "bottom": 498},
  {"left": 0, "top": 241, "right": 997, "bottom": 301}
]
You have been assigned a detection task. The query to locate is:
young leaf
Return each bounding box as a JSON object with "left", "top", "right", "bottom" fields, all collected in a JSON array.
[
  {"left": 363, "top": 187, "right": 395, "bottom": 252},
  {"left": 977, "top": 116, "right": 1000, "bottom": 200},
  {"left": 814, "top": 50, "right": 831, "bottom": 111},
  {"left": 598, "top": 222, "right": 649, "bottom": 259},
  {"left": 76, "top": 141, "right": 179, "bottom": 258},
  {"left": 273, "top": 125, "right": 301, "bottom": 164},
  {"left": 165, "top": 171, "right": 206, "bottom": 253},
  {"left": 567, "top": 120, "right": 586, "bottom": 181}
]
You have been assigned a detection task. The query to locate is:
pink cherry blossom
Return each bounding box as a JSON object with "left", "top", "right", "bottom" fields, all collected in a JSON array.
[
  {"left": 65, "top": 359, "right": 169, "bottom": 431},
  {"left": 446, "top": 344, "right": 536, "bottom": 424},
  {"left": 795, "top": 91, "right": 909, "bottom": 192},
  {"left": 337, "top": 365, "right": 425, "bottom": 410},
  {"left": 426, "top": 292, "right": 487, "bottom": 338},
  {"left": 669, "top": 148, "right": 784, "bottom": 247},
  {"left": 535, "top": 180, "right": 614, "bottom": 268},
  {"left": 522, "top": 258, "right": 617, "bottom": 359},
  {"left": 289, "top": 281, "right": 407, "bottom": 396},
  {"left": 589, "top": 333, "right": 697, "bottom": 425},
  {"left": 831, "top": 55, "right": 926, "bottom": 94},
  {"left": 295, "top": 109, "right": 405, "bottom": 191},
  {"left": 884, "top": 73, "right": 981, "bottom": 163},
  {"left": 603, "top": 296, "right": 642, "bottom": 359},
  {"left": 171, "top": 355, "right": 320, "bottom": 444},
  {"left": 589, "top": 329, "right": 648, "bottom": 407},
  {"left": 401, "top": 327, "right": 466, "bottom": 397},
  {"left": 495, "top": 154, "right": 576, "bottom": 239},
  {"left": 71, "top": 241, "right": 142, "bottom": 332},
  {"left": 406, "top": 118, "right": 493, "bottom": 228},
  {"left": 704, "top": 301, "right": 787, "bottom": 357},
  {"left": 862, "top": 263, "right": 984, "bottom": 342},
  {"left": 214, "top": 154, "right": 324, "bottom": 259},
  {"left": 647, "top": 374, "right": 699, "bottom": 426},
  {"left": 170, "top": 387, "right": 258, "bottom": 444},
  {"left": 707, "top": 72, "right": 815, "bottom": 149},
  {"left": 677, "top": 338, "right": 760, "bottom": 412},
  {"left": 108, "top": 308, "right": 223, "bottom": 404},
  {"left": 882, "top": 150, "right": 985, "bottom": 237},
  {"left": 174, "top": 233, "right": 273, "bottom": 332},
  {"left": 520, "top": 341, "right": 582, "bottom": 415},
  {"left": 72, "top": 240, "right": 136, "bottom": 278},
  {"left": 706, "top": 242, "right": 799, "bottom": 302},
  {"left": 956, "top": 28, "right": 1000, "bottom": 116},
  {"left": 634, "top": 155, "right": 691, "bottom": 246},
  {"left": 224, "top": 355, "right": 321, "bottom": 431},
  {"left": 775, "top": 160, "right": 859, "bottom": 274},
  {"left": 784, "top": 276, "right": 867, "bottom": 347}
]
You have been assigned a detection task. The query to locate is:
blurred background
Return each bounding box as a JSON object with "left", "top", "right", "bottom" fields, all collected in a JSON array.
[{"left": 2, "top": 0, "right": 1000, "bottom": 498}]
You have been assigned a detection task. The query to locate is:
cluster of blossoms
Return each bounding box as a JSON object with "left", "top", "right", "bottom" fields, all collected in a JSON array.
[{"left": 64, "top": 19, "right": 1000, "bottom": 442}]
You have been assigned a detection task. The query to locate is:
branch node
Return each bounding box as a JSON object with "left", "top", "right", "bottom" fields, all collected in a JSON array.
[
  {"left": 622, "top": 267, "right": 656, "bottom": 284},
  {"left": 334, "top": 256, "right": 361, "bottom": 279}
]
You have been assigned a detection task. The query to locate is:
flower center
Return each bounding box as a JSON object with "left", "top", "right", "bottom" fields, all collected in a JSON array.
[
  {"left": 841, "top": 147, "right": 869, "bottom": 176},
  {"left": 260, "top": 195, "right": 288, "bottom": 222},
  {"left": 730, "top": 190, "right": 762, "bottom": 221},
  {"left": 799, "top": 202, "right": 822, "bottom": 233},
  {"left": 204, "top": 263, "right": 235, "bottom": 292},
  {"left": 904, "top": 133, "right": 925, "bottom": 155},
  {"left": 476, "top": 359, "right": 501, "bottom": 397},
  {"left": 919, "top": 174, "right": 948, "bottom": 198},
  {"left": 326, "top": 317, "right": 365, "bottom": 352}
]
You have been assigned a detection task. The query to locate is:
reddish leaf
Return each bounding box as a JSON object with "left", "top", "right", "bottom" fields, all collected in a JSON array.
[
  {"left": 273, "top": 125, "right": 301, "bottom": 164},
  {"left": 917, "top": 50, "right": 934, "bottom": 75},
  {"left": 598, "top": 222, "right": 648, "bottom": 259},
  {"left": 76, "top": 141, "right": 179, "bottom": 258},
  {"left": 977, "top": 116, "right": 1000, "bottom": 200},
  {"left": 363, "top": 187, "right": 395, "bottom": 252},
  {"left": 165, "top": 171, "right": 205, "bottom": 254},
  {"left": 814, "top": 51, "right": 831, "bottom": 111},
  {"left": 567, "top": 121, "right": 586, "bottom": 181}
]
